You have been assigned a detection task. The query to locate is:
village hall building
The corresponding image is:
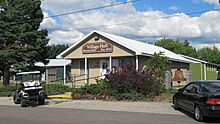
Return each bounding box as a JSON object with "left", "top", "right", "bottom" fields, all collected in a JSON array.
[{"left": 57, "top": 30, "right": 216, "bottom": 87}]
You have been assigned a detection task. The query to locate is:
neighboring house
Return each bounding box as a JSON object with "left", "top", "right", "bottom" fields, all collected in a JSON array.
[
  {"left": 35, "top": 59, "right": 71, "bottom": 83},
  {"left": 179, "top": 54, "right": 218, "bottom": 81},
  {"left": 57, "top": 30, "right": 193, "bottom": 87}
]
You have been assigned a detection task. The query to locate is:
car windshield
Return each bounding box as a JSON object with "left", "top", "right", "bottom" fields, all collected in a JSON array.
[{"left": 201, "top": 82, "right": 220, "bottom": 93}]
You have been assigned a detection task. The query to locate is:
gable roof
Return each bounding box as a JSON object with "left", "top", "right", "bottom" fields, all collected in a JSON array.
[
  {"left": 179, "top": 54, "right": 218, "bottom": 66},
  {"left": 57, "top": 30, "right": 192, "bottom": 63}
]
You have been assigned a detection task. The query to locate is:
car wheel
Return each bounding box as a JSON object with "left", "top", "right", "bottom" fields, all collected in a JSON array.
[
  {"left": 13, "top": 94, "right": 20, "bottom": 104},
  {"left": 20, "top": 97, "right": 28, "bottom": 107},
  {"left": 39, "top": 97, "right": 45, "bottom": 105},
  {"left": 173, "top": 97, "right": 179, "bottom": 110},
  {"left": 194, "top": 105, "right": 204, "bottom": 122}
]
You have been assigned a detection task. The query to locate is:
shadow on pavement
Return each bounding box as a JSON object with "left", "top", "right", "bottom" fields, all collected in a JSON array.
[
  {"left": 29, "top": 101, "right": 49, "bottom": 107},
  {"left": 171, "top": 105, "right": 220, "bottom": 123}
]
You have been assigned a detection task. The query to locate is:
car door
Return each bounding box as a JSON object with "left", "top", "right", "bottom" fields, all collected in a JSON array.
[
  {"left": 180, "top": 83, "right": 194, "bottom": 110},
  {"left": 185, "top": 84, "right": 203, "bottom": 112}
]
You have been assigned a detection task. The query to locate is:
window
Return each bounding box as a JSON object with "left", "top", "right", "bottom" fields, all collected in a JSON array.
[
  {"left": 119, "top": 57, "right": 135, "bottom": 65},
  {"left": 112, "top": 59, "right": 119, "bottom": 67},
  {"left": 202, "top": 82, "right": 220, "bottom": 93},
  {"left": 80, "top": 60, "right": 85, "bottom": 75},
  {"left": 184, "top": 83, "right": 194, "bottom": 92},
  {"left": 192, "top": 84, "right": 202, "bottom": 94}
]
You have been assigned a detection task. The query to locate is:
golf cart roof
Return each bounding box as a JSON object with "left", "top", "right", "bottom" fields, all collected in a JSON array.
[{"left": 16, "top": 71, "right": 41, "bottom": 75}]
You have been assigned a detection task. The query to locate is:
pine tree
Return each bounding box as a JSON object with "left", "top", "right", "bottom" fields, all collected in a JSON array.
[{"left": 0, "top": 0, "right": 49, "bottom": 86}]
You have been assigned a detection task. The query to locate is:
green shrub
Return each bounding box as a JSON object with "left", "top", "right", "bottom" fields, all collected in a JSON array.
[
  {"left": 72, "top": 79, "right": 120, "bottom": 98},
  {"left": 0, "top": 92, "right": 13, "bottom": 97},
  {"left": 145, "top": 52, "right": 170, "bottom": 95},
  {"left": 43, "top": 83, "right": 71, "bottom": 95},
  {"left": 162, "top": 88, "right": 177, "bottom": 94},
  {"left": 0, "top": 85, "right": 16, "bottom": 92},
  {"left": 0, "top": 85, "right": 16, "bottom": 97}
]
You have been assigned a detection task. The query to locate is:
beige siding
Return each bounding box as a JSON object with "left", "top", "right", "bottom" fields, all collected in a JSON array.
[
  {"left": 88, "top": 58, "right": 101, "bottom": 84},
  {"left": 71, "top": 58, "right": 109, "bottom": 85},
  {"left": 71, "top": 59, "right": 85, "bottom": 86},
  {"left": 65, "top": 35, "right": 134, "bottom": 59}
]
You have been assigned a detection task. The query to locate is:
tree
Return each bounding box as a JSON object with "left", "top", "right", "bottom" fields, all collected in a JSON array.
[
  {"left": 197, "top": 46, "right": 220, "bottom": 65},
  {"left": 155, "top": 38, "right": 197, "bottom": 58},
  {"left": 48, "top": 44, "right": 69, "bottom": 59},
  {"left": 0, "top": 0, "right": 49, "bottom": 86},
  {"left": 145, "top": 52, "right": 170, "bottom": 94}
]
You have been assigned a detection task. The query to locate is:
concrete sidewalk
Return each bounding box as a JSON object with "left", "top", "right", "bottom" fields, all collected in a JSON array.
[
  {"left": 43, "top": 100, "right": 184, "bottom": 115},
  {"left": 0, "top": 97, "right": 183, "bottom": 115}
]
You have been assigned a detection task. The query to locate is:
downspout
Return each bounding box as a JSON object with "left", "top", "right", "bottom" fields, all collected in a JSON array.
[
  {"left": 136, "top": 55, "right": 138, "bottom": 71},
  {"left": 204, "top": 63, "right": 207, "bottom": 80},
  {"left": 64, "top": 59, "right": 66, "bottom": 85},
  {"left": 85, "top": 58, "right": 88, "bottom": 84}
]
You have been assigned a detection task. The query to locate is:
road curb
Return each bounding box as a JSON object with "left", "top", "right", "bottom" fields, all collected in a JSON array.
[{"left": 47, "top": 95, "right": 72, "bottom": 99}]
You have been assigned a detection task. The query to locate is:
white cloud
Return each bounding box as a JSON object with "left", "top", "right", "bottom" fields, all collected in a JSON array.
[
  {"left": 40, "top": 12, "right": 60, "bottom": 30},
  {"left": 192, "top": 43, "right": 220, "bottom": 50},
  {"left": 169, "top": 6, "right": 180, "bottom": 10},
  {"left": 48, "top": 30, "right": 84, "bottom": 45},
  {"left": 41, "top": 0, "right": 220, "bottom": 46},
  {"left": 204, "top": 0, "right": 220, "bottom": 5}
]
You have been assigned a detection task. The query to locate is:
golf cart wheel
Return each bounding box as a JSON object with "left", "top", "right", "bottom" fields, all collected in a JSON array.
[
  {"left": 20, "top": 97, "right": 28, "bottom": 107},
  {"left": 39, "top": 97, "right": 45, "bottom": 105},
  {"left": 13, "top": 94, "right": 20, "bottom": 104},
  {"left": 194, "top": 105, "right": 205, "bottom": 122}
]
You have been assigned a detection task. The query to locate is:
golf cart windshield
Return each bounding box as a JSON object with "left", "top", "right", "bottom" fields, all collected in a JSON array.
[{"left": 16, "top": 71, "right": 41, "bottom": 82}]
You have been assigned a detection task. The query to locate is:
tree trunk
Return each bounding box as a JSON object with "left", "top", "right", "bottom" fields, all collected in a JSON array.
[{"left": 3, "top": 66, "right": 10, "bottom": 86}]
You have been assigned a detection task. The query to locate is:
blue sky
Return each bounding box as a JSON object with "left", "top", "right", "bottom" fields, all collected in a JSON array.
[
  {"left": 40, "top": 0, "right": 220, "bottom": 49},
  {"left": 126, "top": 0, "right": 216, "bottom": 14}
]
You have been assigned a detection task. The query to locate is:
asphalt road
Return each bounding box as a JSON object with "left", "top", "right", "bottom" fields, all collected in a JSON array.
[{"left": 0, "top": 105, "right": 219, "bottom": 124}]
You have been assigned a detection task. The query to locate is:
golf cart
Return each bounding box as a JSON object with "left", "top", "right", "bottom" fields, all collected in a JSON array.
[{"left": 13, "top": 71, "right": 46, "bottom": 107}]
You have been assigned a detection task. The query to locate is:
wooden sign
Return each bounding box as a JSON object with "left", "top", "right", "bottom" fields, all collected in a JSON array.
[{"left": 82, "top": 42, "right": 113, "bottom": 54}]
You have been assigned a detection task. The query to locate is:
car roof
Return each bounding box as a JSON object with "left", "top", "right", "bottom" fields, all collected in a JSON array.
[{"left": 192, "top": 80, "right": 220, "bottom": 84}]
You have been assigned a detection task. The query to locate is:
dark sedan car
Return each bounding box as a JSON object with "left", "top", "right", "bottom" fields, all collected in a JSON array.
[{"left": 173, "top": 80, "right": 220, "bottom": 121}]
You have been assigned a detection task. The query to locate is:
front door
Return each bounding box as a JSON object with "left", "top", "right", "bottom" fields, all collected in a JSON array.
[{"left": 100, "top": 60, "right": 109, "bottom": 79}]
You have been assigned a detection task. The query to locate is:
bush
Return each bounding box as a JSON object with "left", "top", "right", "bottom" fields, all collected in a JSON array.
[
  {"left": 105, "top": 64, "right": 159, "bottom": 97},
  {"left": 145, "top": 52, "right": 170, "bottom": 95},
  {"left": 162, "top": 88, "right": 177, "bottom": 94},
  {"left": 0, "top": 85, "right": 16, "bottom": 97},
  {"left": 106, "top": 65, "right": 137, "bottom": 93},
  {"left": 0, "top": 83, "right": 71, "bottom": 96},
  {"left": 72, "top": 79, "right": 120, "bottom": 99},
  {"left": 43, "top": 83, "right": 71, "bottom": 95}
]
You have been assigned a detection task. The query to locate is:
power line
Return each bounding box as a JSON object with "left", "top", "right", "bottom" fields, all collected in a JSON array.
[
  {"left": 44, "top": 0, "right": 141, "bottom": 19},
  {"left": 55, "top": 8, "right": 220, "bottom": 31},
  {"left": 9, "top": 0, "right": 142, "bottom": 25}
]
